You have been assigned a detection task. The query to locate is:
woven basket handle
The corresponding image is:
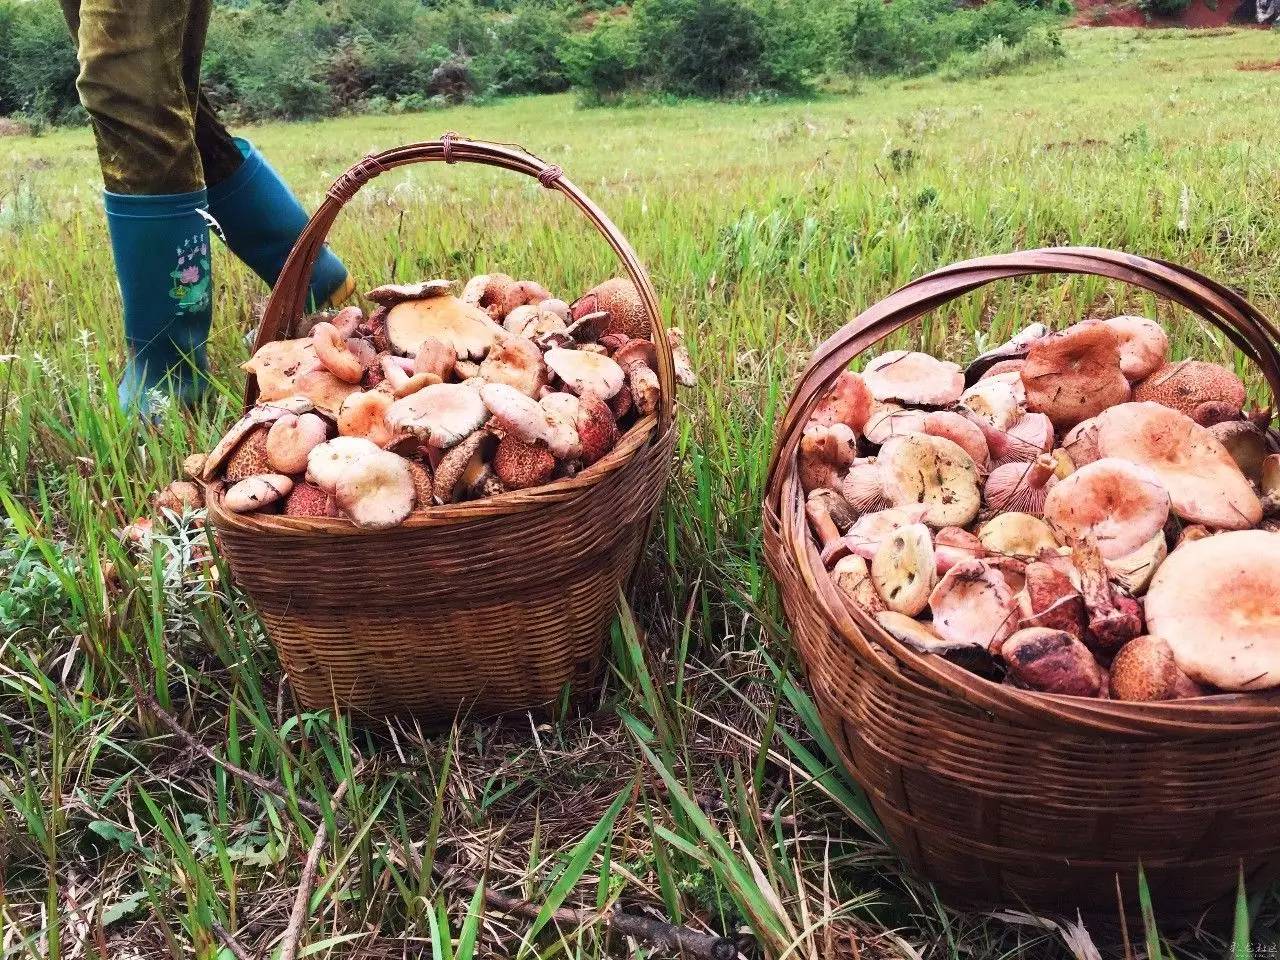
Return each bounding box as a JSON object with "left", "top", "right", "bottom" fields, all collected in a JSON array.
[
  {"left": 766, "top": 247, "right": 1280, "bottom": 735},
  {"left": 248, "top": 134, "right": 675, "bottom": 428}
]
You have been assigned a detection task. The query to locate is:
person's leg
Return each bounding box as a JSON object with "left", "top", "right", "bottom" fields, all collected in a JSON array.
[
  {"left": 197, "top": 94, "right": 353, "bottom": 310},
  {"left": 62, "top": 0, "right": 214, "bottom": 410}
]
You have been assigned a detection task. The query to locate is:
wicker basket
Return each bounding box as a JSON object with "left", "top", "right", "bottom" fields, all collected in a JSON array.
[
  {"left": 207, "top": 136, "right": 677, "bottom": 722},
  {"left": 764, "top": 247, "right": 1280, "bottom": 918}
]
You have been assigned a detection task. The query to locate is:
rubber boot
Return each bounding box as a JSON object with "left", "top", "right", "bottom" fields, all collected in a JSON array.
[
  {"left": 207, "top": 138, "right": 353, "bottom": 309},
  {"left": 104, "top": 189, "right": 214, "bottom": 412}
]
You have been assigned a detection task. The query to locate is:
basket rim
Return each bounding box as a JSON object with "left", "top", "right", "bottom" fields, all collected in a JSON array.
[
  {"left": 763, "top": 246, "right": 1280, "bottom": 737},
  {"left": 206, "top": 415, "right": 666, "bottom": 535}
]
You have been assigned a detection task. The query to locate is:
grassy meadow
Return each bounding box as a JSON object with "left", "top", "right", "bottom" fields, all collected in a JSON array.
[{"left": 4, "top": 26, "right": 1280, "bottom": 959}]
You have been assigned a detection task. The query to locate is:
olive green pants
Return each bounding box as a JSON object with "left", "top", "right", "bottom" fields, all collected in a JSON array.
[{"left": 60, "top": 0, "right": 243, "bottom": 194}]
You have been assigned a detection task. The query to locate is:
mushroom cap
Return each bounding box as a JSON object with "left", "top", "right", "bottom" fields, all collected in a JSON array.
[
  {"left": 202, "top": 404, "right": 302, "bottom": 480},
  {"left": 413, "top": 337, "right": 458, "bottom": 381},
  {"left": 1145, "top": 530, "right": 1280, "bottom": 690},
  {"left": 290, "top": 366, "right": 361, "bottom": 415},
  {"left": 878, "top": 434, "right": 980, "bottom": 529},
  {"left": 875, "top": 610, "right": 974, "bottom": 653},
  {"left": 537, "top": 392, "right": 584, "bottom": 459},
  {"left": 385, "top": 295, "right": 498, "bottom": 360},
  {"left": 870, "top": 522, "right": 936, "bottom": 616},
  {"left": 387, "top": 382, "right": 489, "bottom": 449},
  {"left": 1021, "top": 560, "right": 1087, "bottom": 640},
  {"left": 1021, "top": 324, "right": 1131, "bottom": 429},
  {"left": 612, "top": 337, "right": 659, "bottom": 371},
  {"left": 574, "top": 392, "right": 619, "bottom": 465},
  {"left": 1108, "top": 635, "right": 1183, "bottom": 702},
  {"left": 1094, "top": 402, "right": 1262, "bottom": 530},
  {"left": 922, "top": 411, "right": 989, "bottom": 469},
  {"left": 572, "top": 278, "right": 648, "bottom": 340},
  {"left": 1000, "top": 627, "right": 1106, "bottom": 697},
  {"left": 987, "top": 412, "right": 1054, "bottom": 465},
  {"left": 155, "top": 481, "right": 204, "bottom": 514},
  {"left": 832, "top": 555, "right": 885, "bottom": 613},
  {"left": 862, "top": 350, "right": 964, "bottom": 406},
  {"left": 861, "top": 404, "right": 927, "bottom": 446},
  {"left": 223, "top": 426, "right": 273, "bottom": 483},
  {"left": 810, "top": 371, "right": 873, "bottom": 434},
  {"left": 545, "top": 348, "right": 625, "bottom": 400},
  {"left": 929, "top": 559, "right": 1021, "bottom": 649},
  {"left": 798, "top": 423, "right": 858, "bottom": 493},
  {"left": 1042, "top": 457, "right": 1171, "bottom": 560},
  {"left": 481, "top": 383, "right": 582, "bottom": 459},
  {"left": 839, "top": 505, "right": 930, "bottom": 561},
  {"left": 311, "top": 321, "right": 367, "bottom": 384},
  {"left": 964, "top": 322, "right": 1049, "bottom": 384},
  {"left": 407, "top": 460, "right": 433, "bottom": 509},
  {"left": 959, "top": 373, "right": 1025, "bottom": 438},
  {"left": 306, "top": 436, "right": 381, "bottom": 489},
  {"left": 934, "top": 526, "right": 987, "bottom": 574},
  {"left": 182, "top": 453, "right": 208, "bottom": 482},
  {"left": 337, "top": 390, "right": 396, "bottom": 448},
  {"left": 1207, "top": 420, "right": 1268, "bottom": 483},
  {"left": 478, "top": 336, "right": 547, "bottom": 397},
  {"left": 1134, "top": 360, "right": 1246, "bottom": 419},
  {"left": 224, "top": 474, "right": 293, "bottom": 513},
  {"left": 266, "top": 413, "right": 330, "bottom": 474},
  {"left": 978, "top": 512, "right": 1060, "bottom": 559},
  {"left": 284, "top": 481, "right": 340, "bottom": 518},
  {"left": 1061, "top": 418, "right": 1101, "bottom": 467},
  {"left": 1104, "top": 530, "right": 1168, "bottom": 595},
  {"left": 1099, "top": 315, "right": 1169, "bottom": 382},
  {"left": 366, "top": 279, "right": 453, "bottom": 306},
  {"left": 493, "top": 435, "right": 556, "bottom": 490},
  {"left": 332, "top": 450, "right": 415, "bottom": 529},
  {"left": 433, "top": 430, "right": 497, "bottom": 503},
  {"left": 462, "top": 273, "right": 515, "bottom": 313},
  {"left": 242, "top": 338, "right": 318, "bottom": 401}
]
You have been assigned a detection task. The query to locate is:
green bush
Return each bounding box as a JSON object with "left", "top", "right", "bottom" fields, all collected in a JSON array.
[
  {"left": 1140, "top": 0, "right": 1193, "bottom": 15},
  {"left": 940, "top": 24, "right": 1065, "bottom": 79},
  {"left": 490, "top": 5, "right": 574, "bottom": 94},
  {"left": 0, "top": 0, "right": 80, "bottom": 123},
  {"left": 560, "top": 17, "right": 642, "bottom": 101}
]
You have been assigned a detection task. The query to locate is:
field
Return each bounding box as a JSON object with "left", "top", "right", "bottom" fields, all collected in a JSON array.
[{"left": 4, "top": 26, "right": 1280, "bottom": 960}]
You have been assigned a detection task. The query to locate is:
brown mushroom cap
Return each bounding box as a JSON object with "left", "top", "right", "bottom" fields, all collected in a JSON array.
[
  {"left": 1099, "top": 315, "right": 1169, "bottom": 382},
  {"left": 1021, "top": 323, "right": 1131, "bottom": 429},
  {"left": 1000, "top": 627, "right": 1106, "bottom": 697},
  {"left": 493, "top": 435, "right": 556, "bottom": 490},
  {"left": 1020, "top": 560, "right": 1086, "bottom": 640},
  {"left": 612, "top": 339, "right": 661, "bottom": 415},
  {"left": 1207, "top": 420, "right": 1268, "bottom": 483},
  {"left": 1133, "top": 360, "right": 1246, "bottom": 419},
  {"left": 572, "top": 278, "right": 648, "bottom": 340},
  {"left": 811, "top": 372, "right": 874, "bottom": 434},
  {"left": 878, "top": 434, "right": 980, "bottom": 529},
  {"left": 266, "top": 412, "right": 330, "bottom": 474},
  {"left": 241, "top": 338, "right": 318, "bottom": 401},
  {"left": 1145, "top": 530, "right": 1280, "bottom": 690},
  {"left": 862, "top": 350, "right": 964, "bottom": 407},
  {"left": 311, "top": 321, "right": 367, "bottom": 384},
  {"left": 224, "top": 474, "right": 293, "bottom": 513},
  {"left": 1094, "top": 402, "right": 1262, "bottom": 530},
  {"left": 366, "top": 279, "right": 453, "bottom": 306},
  {"left": 223, "top": 426, "right": 273, "bottom": 483},
  {"left": 1108, "top": 635, "right": 1187, "bottom": 702},
  {"left": 385, "top": 295, "right": 498, "bottom": 360},
  {"left": 481, "top": 383, "right": 581, "bottom": 459},
  {"left": 929, "top": 559, "right": 1021, "bottom": 649},
  {"left": 155, "top": 481, "right": 204, "bottom": 514},
  {"left": 1042, "top": 457, "right": 1170, "bottom": 560},
  {"left": 283, "top": 481, "right": 340, "bottom": 518},
  {"left": 407, "top": 460, "right": 433, "bottom": 509},
  {"left": 798, "top": 423, "right": 857, "bottom": 493},
  {"left": 461, "top": 273, "right": 516, "bottom": 317},
  {"left": 433, "top": 430, "right": 497, "bottom": 503},
  {"left": 574, "top": 392, "right": 619, "bottom": 465}
]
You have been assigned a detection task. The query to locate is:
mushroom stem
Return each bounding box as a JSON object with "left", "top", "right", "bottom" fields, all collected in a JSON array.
[{"left": 1071, "top": 536, "right": 1144, "bottom": 657}]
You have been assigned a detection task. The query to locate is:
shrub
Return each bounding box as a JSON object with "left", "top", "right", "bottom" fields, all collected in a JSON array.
[
  {"left": 940, "top": 25, "right": 1065, "bottom": 80},
  {"left": 489, "top": 4, "right": 573, "bottom": 94},
  {"left": 0, "top": 0, "right": 80, "bottom": 124},
  {"left": 560, "top": 17, "right": 642, "bottom": 100}
]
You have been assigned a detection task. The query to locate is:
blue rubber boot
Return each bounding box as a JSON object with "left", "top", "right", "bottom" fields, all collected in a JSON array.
[
  {"left": 207, "top": 138, "right": 353, "bottom": 309},
  {"left": 104, "top": 189, "right": 214, "bottom": 412}
]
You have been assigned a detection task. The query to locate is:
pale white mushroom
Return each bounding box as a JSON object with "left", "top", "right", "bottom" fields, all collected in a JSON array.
[
  {"left": 479, "top": 336, "right": 547, "bottom": 397},
  {"left": 387, "top": 382, "right": 489, "bottom": 449},
  {"left": 878, "top": 434, "right": 980, "bottom": 528},
  {"left": 862, "top": 350, "right": 964, "bottom": 406},
  {"left": 480, "top": 383, "right": 580, "bottom": 459},
  {"left": 224, "top": 474, "right": 293, "bottom": 513},
  {"left": 870, "top": 522, "right": 936, "bottom": 616},
  {"left": 545, "top": 348, "right": 625, "bottom": 399},
  {"left": 385, "top": 295, "right": 498, "bottom": 360},
  {"left": 265, "top": 412, "right": 329, "bottom": 474},
  {"left": 929, "top": 559, "right": 1021, "bottom": 649},
  {"left": 306, "top": 437, "right": 414, "bottom": 529}
]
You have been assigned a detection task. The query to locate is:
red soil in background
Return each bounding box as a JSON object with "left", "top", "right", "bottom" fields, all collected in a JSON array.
[{"left": 1072, "top": 0, "right": 1270, "bottom": 28}]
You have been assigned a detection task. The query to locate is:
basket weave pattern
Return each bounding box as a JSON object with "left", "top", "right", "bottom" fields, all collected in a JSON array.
[
  {"left": 208, "top": 136, "right": 675, "bottom": 721},
  {"left": 764, "top": 248, "right": 1280, "bottom": 915}
]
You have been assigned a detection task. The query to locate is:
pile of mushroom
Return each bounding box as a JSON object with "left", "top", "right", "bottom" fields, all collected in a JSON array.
[
  {"left": 804, "top": 314, "right": 1280, "bottom": 700},
  {"left": 199, "top": 274, "right": 695, "bottom": 529}
]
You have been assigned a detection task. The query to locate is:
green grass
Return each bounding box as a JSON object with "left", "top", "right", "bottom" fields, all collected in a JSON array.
[{"left": 3, "top": 26, "right": 1280, "bottom": 959}]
